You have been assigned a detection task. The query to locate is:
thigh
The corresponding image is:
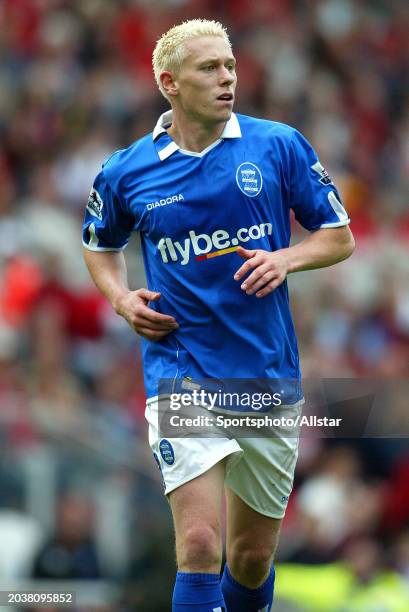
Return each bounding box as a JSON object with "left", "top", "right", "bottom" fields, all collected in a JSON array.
[
  {"left": 145, "top": 400, "right": 243, "bottom": 496},
  {"left": 225, "top": 486, "right": 282, "bottom": 557},
  {"left": 169, "top": 459, "right": 227, "bottom": 571},
  {"left": 169, "top": 459, "right": 226, "bottom": 537},
  {"left": 225, "top": 411, "right": 301, "bottom": 519}
]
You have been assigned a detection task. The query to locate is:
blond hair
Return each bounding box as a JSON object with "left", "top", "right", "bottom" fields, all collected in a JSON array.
[{"left": 152, "top": 19, "right": 231, "bottom": 100}]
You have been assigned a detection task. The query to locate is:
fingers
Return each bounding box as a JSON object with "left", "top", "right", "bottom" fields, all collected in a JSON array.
[
  {"left": 129, "top": 307, "right": 179, "bottom": 335},
  {"left": 242, "top": 271, "right": 284, "bottom": 297},
  {"left": 137, "top": 305, "right": 178, "bottom": 327},
  {"left": 233, "top": 250, "right": 288, "bottom": 298},
  {"left": 234, "top": 248, "right": 260, "bottom": 281},
  {"left": 132, "top": 289, "right": 178, "bottom": 327},
  {"left": 137, "top": 318, "right": 177, "bottom": 332},
  {"left": 254, "top": 276, "right": 285, "bottom": 298},
  {"left": 240, "top": 266, "right": 278, "bottom": 295},
  {"left": 136, "top": 288, "right": 161, "bottom": 302},
  {"left": 240, "top": 270, "right": 284, "bottom": 298},
  {"left": 129, "top": 311, "right": 178, "bottom": 338},
  {"left": 135, "top": 326, "right": 175, "bottom": 342},
  {"left": 236, "top": 246, "right": 256, "bottom": 260},
  {"left": 118, "top": 288, "right": 179, "bottom": 338}
]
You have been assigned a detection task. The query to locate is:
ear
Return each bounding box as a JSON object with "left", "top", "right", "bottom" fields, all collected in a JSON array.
[{"left": 160, "top": 71, "right": 179, "bottom": 98}]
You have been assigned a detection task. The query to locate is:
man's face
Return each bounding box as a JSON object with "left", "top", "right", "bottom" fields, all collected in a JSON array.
[{"left": 170, "top": 36, "right": 237, "bottom": 125}]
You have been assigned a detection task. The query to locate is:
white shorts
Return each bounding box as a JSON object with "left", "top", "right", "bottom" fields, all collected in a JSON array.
[{"left": 145, "top": 400, "right": 302, "bottom": 519}]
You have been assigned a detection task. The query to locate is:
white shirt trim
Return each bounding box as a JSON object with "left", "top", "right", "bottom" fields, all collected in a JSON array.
[
  {"left": 158, "top": 141, "right": 179, "bottom": 161},
  {"left": 153, "top": 111, "right": 241, "bottom": 161},
  {"left": 152, "top": 110, "right": 173, "bottom": 140},
  {"left": 178, "top": 139, "right": 223, "bottom": 158},
  {"left": 82, "top": 241, "right": 127, "bottom": 252},
  {"left": 319, "top": 219, "right": 351, "bottom": 229}
]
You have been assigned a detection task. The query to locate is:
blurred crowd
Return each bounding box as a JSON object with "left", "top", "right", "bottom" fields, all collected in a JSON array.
[{"left": 0, "top": 0, "right": 408, "bottom": 610}]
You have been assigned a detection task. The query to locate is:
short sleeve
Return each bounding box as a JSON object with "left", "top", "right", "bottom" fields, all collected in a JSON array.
[
  {"left": 289, "top": 130, "right": 349, "bottom": 231},
  {"left": 82, "top": 171, "right": 135, "bottom": 251}
]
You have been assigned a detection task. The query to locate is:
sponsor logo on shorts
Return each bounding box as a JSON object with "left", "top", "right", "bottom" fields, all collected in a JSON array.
[
  {"left": 159, "top": 439, "right": 175, "bottom": 465},
  {"left": 236, "top": 162, "right": 263, "bottom": 197}
]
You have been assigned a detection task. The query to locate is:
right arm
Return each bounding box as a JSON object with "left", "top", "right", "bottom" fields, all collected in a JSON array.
[{"left": 83, "top": 248, "right": 178, "bottom": 341}]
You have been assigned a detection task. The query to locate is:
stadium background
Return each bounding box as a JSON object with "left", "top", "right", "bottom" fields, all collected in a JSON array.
[{"left": 0, "top": 0, "right": 408, "bottom": 610}]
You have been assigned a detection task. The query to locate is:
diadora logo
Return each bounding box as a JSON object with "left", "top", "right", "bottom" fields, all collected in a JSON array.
[
  {"left": 236, "top": 162, "right": 263, "bottom": 197},
  {"left": 146, "top": 193, "right": 184, "bottom": 211},
  {"left": 157, "top": 222, "right": 273, "bottom": 266}
]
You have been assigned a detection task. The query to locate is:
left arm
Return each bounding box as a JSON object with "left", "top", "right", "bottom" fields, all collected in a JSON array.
[{"left": 234, "top": 225, "right": 355, "bottom": 298}]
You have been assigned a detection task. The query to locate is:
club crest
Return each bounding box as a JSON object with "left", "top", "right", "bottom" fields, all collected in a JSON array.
[{"left": 236, "top": 162, "right": 263, "bottom": 197}]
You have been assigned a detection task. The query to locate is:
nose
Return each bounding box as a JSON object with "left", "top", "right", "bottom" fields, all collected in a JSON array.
[{"left": 219, "top": 66, "right": 235, "bottom": 85}]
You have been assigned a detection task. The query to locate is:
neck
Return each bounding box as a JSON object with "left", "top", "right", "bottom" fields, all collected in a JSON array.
[{"left": 167, "top": 111, "right": 227, "bottom": 153}]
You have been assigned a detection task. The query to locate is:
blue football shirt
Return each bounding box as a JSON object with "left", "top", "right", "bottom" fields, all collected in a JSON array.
[{"left": 83, "top": 112, "right": 349, "bottom": 403}]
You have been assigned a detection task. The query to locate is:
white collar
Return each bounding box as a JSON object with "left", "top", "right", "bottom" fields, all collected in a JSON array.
[{"left": 153, "top": 111, "right": 242, "bottom": 161}]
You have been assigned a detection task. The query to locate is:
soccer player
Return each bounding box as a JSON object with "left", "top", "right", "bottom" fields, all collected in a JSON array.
[{"left": 82, "top": 19, "right": 354, "bottom": 612}]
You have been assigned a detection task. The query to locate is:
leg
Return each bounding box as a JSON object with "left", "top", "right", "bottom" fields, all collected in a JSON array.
[
  {"left": 169, "top": 459, "right": 227, "bottom": 611},
  {"left": 169, "top": 459, "right": 225, "bottom": 573},
  {"left": 220, "top": 489, "right": 281, "bottom": 611},
  {"left": 146, "top": 399, "right": 243, "bottom": 609},
  {"left": 221, "top": 489, "right": 281, "bottom": 612},
  {"left": 220, "top": 408, "right": 301, "bottom": 610},
  {"left": 225, "top": 487, "right": 281, "bottom": 588}
]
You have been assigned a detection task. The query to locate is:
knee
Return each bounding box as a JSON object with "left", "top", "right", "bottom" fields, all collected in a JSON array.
[
  {"left": 228, "top": 541, "right": 273, "bottom": 588},
  {"left": 178, "top": 524, "right": 222, "bottom": 572}
]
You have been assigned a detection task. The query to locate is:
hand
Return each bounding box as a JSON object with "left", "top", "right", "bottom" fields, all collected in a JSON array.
[
  {"left": 233, "top": 246, "right": 289, "bottom": 298},
  {"left": 114, "top": 288, "right": 179, "bottom": 341}
]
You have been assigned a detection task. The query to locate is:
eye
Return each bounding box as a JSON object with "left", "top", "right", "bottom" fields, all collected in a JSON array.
[{"left": 202, "top": 65, "right": 216, "bottom": 72}]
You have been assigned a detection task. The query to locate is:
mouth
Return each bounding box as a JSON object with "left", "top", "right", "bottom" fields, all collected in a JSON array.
[{"left": 217, "top": 93, "right": 234, "bottom": 102}]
